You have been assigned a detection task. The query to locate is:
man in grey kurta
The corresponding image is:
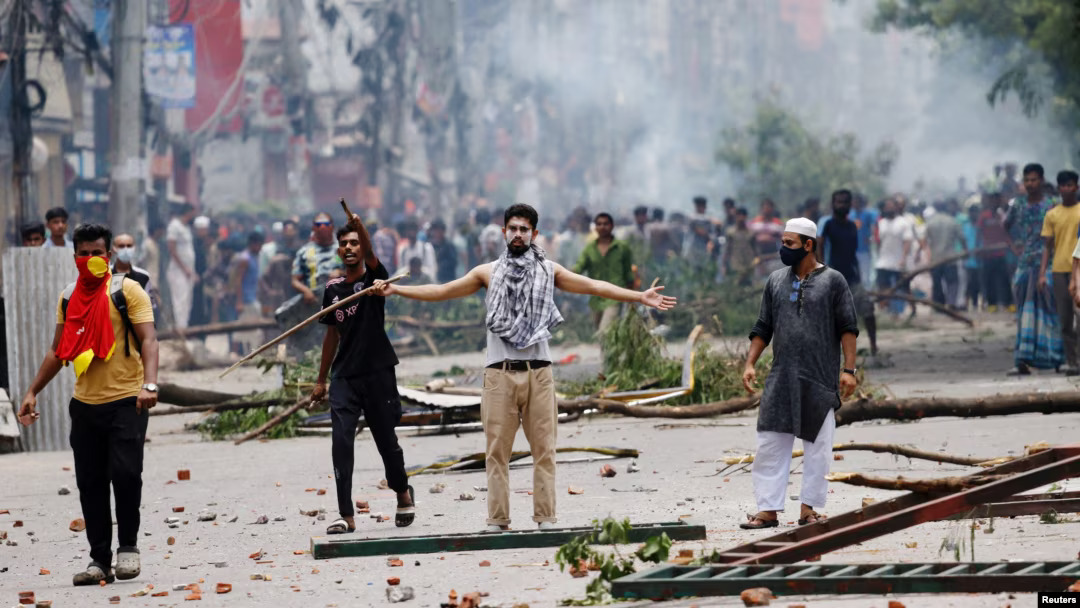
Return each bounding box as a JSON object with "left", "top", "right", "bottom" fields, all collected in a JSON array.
[{"left": 740, "top": 217, "right": 859, "bottom": 529}]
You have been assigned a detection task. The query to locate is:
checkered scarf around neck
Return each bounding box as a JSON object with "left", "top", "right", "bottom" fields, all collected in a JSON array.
[{"left": 485, "top": 244, "right": 563, "bottom": 350}]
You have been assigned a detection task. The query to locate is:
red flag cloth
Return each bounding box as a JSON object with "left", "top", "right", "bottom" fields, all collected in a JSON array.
[{"left": 56, "top": 256, "right": 116, "bottom": 378}]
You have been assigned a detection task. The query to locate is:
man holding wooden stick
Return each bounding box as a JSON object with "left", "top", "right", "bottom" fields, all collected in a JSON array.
[
  {"left": 310, "top": 216, "right": 415, "bottom": 534},
  {"left": 372, "top": 203, "right": 676, "bottom": 531}
]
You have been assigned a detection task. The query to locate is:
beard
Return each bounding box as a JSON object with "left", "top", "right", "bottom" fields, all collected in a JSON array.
[{"left": 507, "top": 240, "right": 530, "bottom": 256}]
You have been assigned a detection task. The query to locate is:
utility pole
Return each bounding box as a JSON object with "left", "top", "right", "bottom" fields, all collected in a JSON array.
[
  {"left": 279, "top": 0, "right": 310, "bottom": 211},
  {"left": 7, "top": 0, "right": 35, "bottom": 230},
  {"left": 108, "top": 0, "right": 147, "bottom": 235}
]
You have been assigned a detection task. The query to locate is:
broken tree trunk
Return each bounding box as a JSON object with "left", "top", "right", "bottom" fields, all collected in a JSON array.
[
  {"left": 158, "top": 383, "right": 242, "bottom": 407},
  {"left": 866, "top": 291, "right": 974, "bottom": 325},
  {"left": 150, "top": 396, "right": 291, "bottom": 417},
  {"left": 825, "top": 472, "right": 1008, "bottom": 493},
  {"left": 836, "top": 390, "right": 1080, "bottom": 425},
  {"left": 879, "top": 244, "right": 1009, "bottom": 297},
  {"left": 233, "top": 396, "right": 313, "bottom": 445},
  {"left": 557, "top": 396, "right": 760, "bottom": 418},
  {"left": 157, "top": 319, "right": 277, "bottom": 341}
]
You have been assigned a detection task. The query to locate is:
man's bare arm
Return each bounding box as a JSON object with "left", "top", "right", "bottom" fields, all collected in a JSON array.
[
  {"left": 553, "top": 263, "right": 676, "bottom": 310},
  {"left": 378, "top": 264, "right": 489, "bottom": 301},
  {"left": 316, "top": 326, "right": 339, "bottom": 385},
  {"left": 25, "top": 324, "right": 64, "bottom": 398}
]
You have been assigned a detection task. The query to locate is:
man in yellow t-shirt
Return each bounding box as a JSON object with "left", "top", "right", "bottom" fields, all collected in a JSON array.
[
  {"left": 17, "top": 224, "right": 159, "bottom": 586},
  {"left": 1040, "top": 177, "right": 1080, "bottom": 373}
]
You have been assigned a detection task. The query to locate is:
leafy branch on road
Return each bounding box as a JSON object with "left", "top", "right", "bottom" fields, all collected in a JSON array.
[{"left": 554, "top": 517, "right": 671, "bottom": 605}]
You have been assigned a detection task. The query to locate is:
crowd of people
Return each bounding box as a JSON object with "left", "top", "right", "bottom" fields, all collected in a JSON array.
[{"left": 15, "top": 159, "right": 1080, "bottom": 371}]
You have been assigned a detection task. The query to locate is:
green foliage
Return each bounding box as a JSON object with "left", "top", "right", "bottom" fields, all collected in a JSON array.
[
  {"left": 197, "top": 405, "right": 308, "bottom": 440},
  {"left": 554, "top": 517, "right": 670, "bottom": 606},
  {"left": 872, "top": 0, "right": 1080, "bottom": 147},
  {"left": 563, "top": 311, "right": 769, "bottom": 405},
  {"left": 716, "top": 98, "right": 898, "bottom": 212}
]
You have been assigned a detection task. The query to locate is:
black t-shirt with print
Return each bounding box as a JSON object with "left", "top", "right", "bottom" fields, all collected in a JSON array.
[{"left": 319, "top": 262, "right": 398, "bottom": 379}]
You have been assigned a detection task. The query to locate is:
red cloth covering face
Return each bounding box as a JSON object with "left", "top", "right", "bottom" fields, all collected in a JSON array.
[{"left": 56, "top": 256, "right": 116, "bottom": 378}]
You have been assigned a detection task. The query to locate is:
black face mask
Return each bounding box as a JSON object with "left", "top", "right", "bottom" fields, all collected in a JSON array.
[
  {"left": 779, "top": 244, "right": 810, "bottom": 267},
  {"left": 834, "top": 206, "right": 851, "bottom": 218}
]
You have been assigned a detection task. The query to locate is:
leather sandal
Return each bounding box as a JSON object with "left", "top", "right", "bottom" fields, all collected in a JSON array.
[
  {"left": 798, "top": 511, "right": 827, "bottom": 525},
  {"left": 326, "top": 518, "right": 355, "bottom": 535},
  {"left": 739, "top": 513, "right": 779, "bottom": 530},
  {"left": 395, "top": 485, "right": 416, "bottom": 528}
]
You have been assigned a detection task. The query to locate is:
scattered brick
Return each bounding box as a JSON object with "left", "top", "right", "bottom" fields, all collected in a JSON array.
[
  {"left": 479, "top": 560, "right": 491, "bottom": 567},
  {"left": 317, "top": 489, "right": 326, "bottom": 495},
  {"left": 172, "top": 507, "right": 185, "bottom": 513},
  {"left": 387, "top": 558, "right": 404, "bottom": 567},
  {"left": 151, "top": 592, "right": 169, "bottom": 597},
  {"left": 887, "top": 602, "right": 906, "bottom": 608},
  {"left": 739, "top": 587, "right": 775, "bottom": 606},
  {"left": 13, "top": 520, "right": 23, "bottom": 527},
  {"left": 387, "top": 577, "right": 400, "bottom": 585},
  {"left": 215, "top": 583, "right": 231, "bottom": 594},
  {"left": 38, "top": 568, "right": 49, "bottom": 575},
  {"left": 567, "top": 486, "right": 584, "bottom": 495},
  {"left": 167, "top": 536, "right": 176, "bottom": 545},
  {"left": 600, "top": 464, "right": 617, "bottom": 478},
  {"left": 177, "top": 470, "right": 190, "bottom": 481}
]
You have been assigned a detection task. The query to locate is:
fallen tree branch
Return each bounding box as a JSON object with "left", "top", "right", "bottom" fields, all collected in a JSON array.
[
  {"left": 158, "top": 383, "right": 242, "bottom": 407},
  {"left": 150, "top": 396, "right": 290, "bottom": 417},
  {"left": 879, "top": 244, "right": 1009, "bottom": 297},
  {"left": 233, "top": 396, "right": 312, "bottom": 445},
  {"left": 866, "top": 291, "right": 974, "bottom": 325},
  {"left": 836, "top": 391, "right": 1080, "bottom": 425},
  {"left": 408, "top": 447, "right": 640, "bottom": 476},
  {"left": 825, "top": 472, "right": 1008, "bottom": 493},
  {"left": 557, "top": 396, "right": 760, "bottom": 418},
  {"left": 718, "top": 442, "right": 1004, "bottom": 467},
  {"left": 157, "top": 319, "right": 277, "bottom": 341}
]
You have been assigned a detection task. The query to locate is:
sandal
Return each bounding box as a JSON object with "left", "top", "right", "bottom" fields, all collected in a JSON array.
[
  {"left": 739, "top": 513, "right": 779, "bottom": 530},
  {"left": 326, "top": 518, "right": 355, "bottom": 535},
  {"left": 395, "top": 485, "right": 416, "bottom": 528},
  {"left": 798, "top": 511, "right": 827, "bottom": 525},
  {"left": 73, "top": 561, "right": 115, "bottom": 586}
]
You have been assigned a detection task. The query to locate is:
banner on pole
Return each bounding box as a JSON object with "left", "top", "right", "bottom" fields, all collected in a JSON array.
[{"left": 144, "top": 24, "right": 196, "bottom": 108}]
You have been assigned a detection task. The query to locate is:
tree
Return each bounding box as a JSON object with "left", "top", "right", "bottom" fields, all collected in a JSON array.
[
  {"left": 872, "top": 1, "right": 1080, "bottom": 126},
  {"left": 715, "top": 100, "right": 898, "bottom": 212}
]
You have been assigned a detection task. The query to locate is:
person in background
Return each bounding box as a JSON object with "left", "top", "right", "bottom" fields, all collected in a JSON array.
[
  {"left": 165, "top": 203, "right": 198, "bottom": 329},
  {"left": 21, "top": 221, "right": 46, "bottom": 247},
  {"left": 396, "top": 219, "right": 437, "bottom": 281},
  {"left": 851, "top": 194, "right": 878, "bottom": 286},
  {"left": 722, "top": 198, "right": 738, "bottom": 229},
  {"left": 400, "top": 257, "right": 433, "bottom": 285},
  {"left": 229, "top": 232, "right": 265, "bottom": 355},
  {"left": 874, "top": 197, "right": 916, "bottom": 317},
  {"left": 371, "top": 219, "right": 399, "bottom": 275},
  {"left": 1004, "top": 163, "right": 1061, "bottom": 375},
  {"left": 724, "top": 208, "right": 757, "bottom": 286},
  {"left": 189, "top": 216, "right": 213, "bottom": 329},
  {"left": 819, "top": 190, "right": 878, "bottom": 356},
  {"left": 750, "top": 199, "right": 784, "bottom": 258},
  {"left": 691, "top": 196, "right": 715, "bottom": 225},
  {"left": 292, "top": 212, "right": 344, "bottom": 304},
  {"left": 479, "top": 207, "right": 506, "bottom": 262},
  {"left": 1045, "top": 169, "right": 1080, "bottom": 374},
  {"left": 139, "top": 223, "right": 164, "bottom": 291},
  {"left": 924, "top": 200, "right": 967, "bottom": 310},
  {"left": 574, "top": 212, "right": 635, "bottom": 333},
  {"left": 44, "top": 207, "right": 74, "bottom": 249},
  {"left": 111, "top": 233, "right": 160, "bottom": 315},
  {"left": 427, "top": 219, "right": 459, "bottom": 283},
  {"left": 801, "top": 197, "right": 822, "bottom": 224},
  {"left": 259, "top": 219, "right": 300, "bottom": 278},
  {"left": 961, "top": 203, "right": 982, "bottom": 311},
  {"left": 977, "top": 193, "right": 1013, "bottom": 311}
]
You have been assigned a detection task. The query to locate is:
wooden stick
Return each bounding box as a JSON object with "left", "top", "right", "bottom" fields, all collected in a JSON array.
[
  {"left": 233, "top": 396, "right": 313, "bottom": 445},
  {"left": 219, "top": 271, "right": 408, "bottom": 378},
  {"left": 878, "top": 244, "right": 1009, "bottom": 297},
  {"left": 866, "top": 290, "right": 974, "bottom": 326},
  {"left": 825, "top": 472, "right": 1008, "bottom": 493},
  {"left": 835, "top": 389, "right": 1080, "bottom": 426},
  {"left": 718, "top": 442, "right": 1003, "bottom": 467}
]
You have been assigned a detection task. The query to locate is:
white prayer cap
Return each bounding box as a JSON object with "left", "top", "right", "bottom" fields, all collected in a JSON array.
[
  {"left": 193, "top": 216, "right": 211, "bottom": 229},
  {"left": 271, "top": 221, "right": 284, "bottom": 235},
  {"left": 784, "top": 217, "right": 818, "bottom": 238}
]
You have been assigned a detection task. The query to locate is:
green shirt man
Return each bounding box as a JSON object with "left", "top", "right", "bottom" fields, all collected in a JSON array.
[{"left": 574, "top": 213, "right": 634, "bottom": 331}]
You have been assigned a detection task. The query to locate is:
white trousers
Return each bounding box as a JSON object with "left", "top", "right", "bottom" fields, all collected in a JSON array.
[
  {"left": 752, "top": 413, "right": 836, "bottom": 512},
  {"left": 167, "top": 266, "right": 194, "bottom": 330}
]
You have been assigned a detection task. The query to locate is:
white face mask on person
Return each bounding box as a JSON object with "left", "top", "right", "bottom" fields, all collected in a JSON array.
[{"left": 115, "top": 247, "right": 136, "bottom": 264}]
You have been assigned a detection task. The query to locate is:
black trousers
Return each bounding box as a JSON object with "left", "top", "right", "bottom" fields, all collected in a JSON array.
[
  {"left": 982, "top": 257, "right": 1013, "bottom": 307},
  {"left": 931, "top": 264, "right": 959, "bottom": 307},
  {"left": 329, "top": 367, "right": 408, "bottom": 518},
  {"left": 965, "top": 267, "right": 981, "bottom": 308},
  {"left": 69, "top": 397, "right": 148, "bottom": 566}
]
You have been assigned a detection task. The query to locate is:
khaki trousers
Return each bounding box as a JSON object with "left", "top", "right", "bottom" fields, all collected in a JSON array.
[{"left": 481, "top": 365, "right": 558, "bottom": 526}]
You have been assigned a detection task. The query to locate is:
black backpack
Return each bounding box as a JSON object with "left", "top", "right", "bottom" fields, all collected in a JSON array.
[{"left": 60, "top": 274, "right": 142, "bottom": 357}]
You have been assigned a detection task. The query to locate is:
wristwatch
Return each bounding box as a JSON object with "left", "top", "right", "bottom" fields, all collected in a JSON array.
[
  {"left": 142, "top": 383, "right": 159, "bottom": 393},
  {"left": 841, "top": 368, "right": 857, "bottom": 376}
]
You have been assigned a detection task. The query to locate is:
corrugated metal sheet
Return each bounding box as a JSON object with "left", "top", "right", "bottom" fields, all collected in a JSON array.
[{"left": 3, "top": 248, "right": 77, "bottom": 451}]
